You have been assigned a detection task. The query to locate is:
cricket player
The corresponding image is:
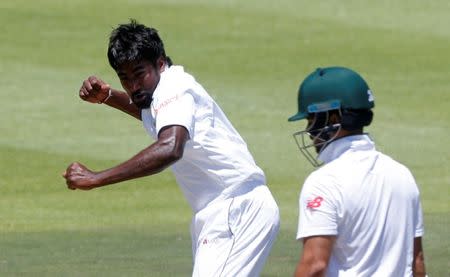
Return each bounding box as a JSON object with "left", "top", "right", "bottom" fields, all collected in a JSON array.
[
  {"left": 63, "top": 20, "right": 280, "bottom": 276},
  {"left": 288, "top": 67, "right": 427, "bottom": 276}
]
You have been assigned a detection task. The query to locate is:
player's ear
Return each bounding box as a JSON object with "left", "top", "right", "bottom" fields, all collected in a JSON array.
[{"left": 157, "top": 56, "right": 165, "bottom": 72}]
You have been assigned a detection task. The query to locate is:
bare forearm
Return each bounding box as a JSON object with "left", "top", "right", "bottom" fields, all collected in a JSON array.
[
  {"left": 63, "top": 126, "right": 188, "bottom": 191},
  {"left": 104, "top": 89, "right": 141, "bottom": 120},
  {"left": 295, "top": 261, "right": 327, "bottom": 277},
  {"left": 413, "top": 237, "right": 426, "bottom": 277},
  {"left": 413, "top": 253, "right": 426, "bottom": 277},
  {"left": 295, "top": 236, "right": 334, "bottom": 277},
  {"left": 94, "top": 142, "right": 179, "bottom": 187}
]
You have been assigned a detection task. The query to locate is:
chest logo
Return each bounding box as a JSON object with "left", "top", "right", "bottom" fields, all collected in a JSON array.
[{"left": 153, "top": 95, "right": 179, "bottom": 115}]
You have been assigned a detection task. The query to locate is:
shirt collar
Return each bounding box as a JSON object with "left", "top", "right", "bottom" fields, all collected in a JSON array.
[
  {"left": 318, "top": 134, "right": 375, "bottom": 164},
  {"left": 151, "top": 65, "right": 184, "bottom": 100}
]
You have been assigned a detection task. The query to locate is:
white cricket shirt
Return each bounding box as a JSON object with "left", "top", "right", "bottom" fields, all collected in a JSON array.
[
  {"left": 297, "top": 135, "right": 424, "bottom": 276},
  {"left": 142, "top": 66, "right": 266, "bottom": 213}
]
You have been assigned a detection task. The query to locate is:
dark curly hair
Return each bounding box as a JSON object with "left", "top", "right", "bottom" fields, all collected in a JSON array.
[{"left": 107, "top": 19, "right": 172, "bottom": 70}]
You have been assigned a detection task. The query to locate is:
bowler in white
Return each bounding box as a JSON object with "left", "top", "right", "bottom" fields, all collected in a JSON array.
[{"left": 63, "top": 20, "right": 280, "bottom": 277}]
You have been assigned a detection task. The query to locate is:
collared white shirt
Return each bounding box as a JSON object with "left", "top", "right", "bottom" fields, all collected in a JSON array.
[
  {"left": 297, "top": 134, "right": 424, "bottom": 276},
  {"left": 141, "top": 66, "right": 265, "bottom": 213}
]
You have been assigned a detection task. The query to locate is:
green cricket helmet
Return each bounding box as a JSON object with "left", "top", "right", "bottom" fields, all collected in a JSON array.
[
  {"left": 288, "top": 67, "right": 374, "bottom": 122},
  {"left": 289, "top": 67, "right": 375, "bottom": 167}
]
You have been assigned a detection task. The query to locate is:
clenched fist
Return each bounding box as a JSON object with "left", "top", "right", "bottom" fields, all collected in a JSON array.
[
  {"left": 79, "top": 76, "right": 111, "bottom": 104},
  {"left": 63, "top": 162, "right": 100, "bottom": 190}
]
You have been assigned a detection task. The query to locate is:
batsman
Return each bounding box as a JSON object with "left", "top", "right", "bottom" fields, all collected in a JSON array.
[{"left": 289, "top": 67, "right": 427, "bottom": 276}]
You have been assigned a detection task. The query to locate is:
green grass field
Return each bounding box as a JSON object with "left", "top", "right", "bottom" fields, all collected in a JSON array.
[{"left": 1, "top": 0, "right": 449, "bottom": 276}]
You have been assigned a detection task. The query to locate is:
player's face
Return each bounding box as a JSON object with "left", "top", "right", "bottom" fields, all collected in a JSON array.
[
  {"left": 306, "top": 114, "right": 327, "bottom": 153},
  {"left": 116, "top": 58, "right": 164, "bottom": 109}
]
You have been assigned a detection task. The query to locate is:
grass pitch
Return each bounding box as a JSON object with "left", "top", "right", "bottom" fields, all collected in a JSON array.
[{"left": 0, "top": 0, "right": 449, "bottom": 276}]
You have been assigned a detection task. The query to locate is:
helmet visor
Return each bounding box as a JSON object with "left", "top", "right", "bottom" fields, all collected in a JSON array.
[{"left": 292, "top": 111, "right": 341, "bottom": 167}]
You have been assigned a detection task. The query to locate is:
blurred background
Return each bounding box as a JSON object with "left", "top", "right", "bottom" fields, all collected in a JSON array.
[{"left": 0, "top": 0, "right": 449, "bottom": 275}]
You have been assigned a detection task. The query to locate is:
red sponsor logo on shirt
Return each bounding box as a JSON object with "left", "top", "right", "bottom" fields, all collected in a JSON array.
[
  {"left": 202, "top": 237, "right": 219, "bottom": 246},
  {"left": 307, "top": 196, "right": 324, "bottom": 209},
  {"left": 154, "top": 95, "right": 179, "bottom": 114}
]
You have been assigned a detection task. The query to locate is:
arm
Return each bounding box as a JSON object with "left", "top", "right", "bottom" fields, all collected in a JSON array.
[
  {"left": 413, "top": 237, "right": 426, "bottom": 277},
  {"left": 294, "top": 236, "right": 335, "bottom": 277},
  {"left": 79, "top": 76, "right": 141, "bottom": 120},
  {"left": 63, "top": 125, "right": 189, "bottom": 190},
  {"left": 103, "top": 88, "right": 141, "bottom": 120}
]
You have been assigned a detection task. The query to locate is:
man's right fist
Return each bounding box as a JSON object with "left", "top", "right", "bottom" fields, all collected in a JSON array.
[{"left": 79, "top": 76, "right": 111, "bottom": 104}]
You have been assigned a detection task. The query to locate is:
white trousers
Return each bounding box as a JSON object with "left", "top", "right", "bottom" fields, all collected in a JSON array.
[{"left": 190, "top": 185, "right": 280, "bottom": 277}]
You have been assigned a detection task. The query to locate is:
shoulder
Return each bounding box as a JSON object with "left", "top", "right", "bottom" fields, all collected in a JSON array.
[
  {"left": 301, "top": 169, "right": 341, "bottom": 199},
  {"left": 307, "top": 160, "right": 344, "bottom": 185},
  {"left": 158, "top": 66, "right": 204, "bottom": 98},
  {"left": 163, "top": 65, "right": 196, "bottom": 86},
  {"left": 378, "top": 151, "right": 416, "bottom": 179},
  {"left": 152, "top": 68, "right": 191, "bottom": 101}
]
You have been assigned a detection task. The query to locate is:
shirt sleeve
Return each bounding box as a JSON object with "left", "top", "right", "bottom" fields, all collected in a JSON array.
[
  {"left": 154, "top": 90, "right": 195, "bottom": 138},
  {"left": 296, "top": 173, "right": 341, "bottom": 240},
  {"left": 414, "top": 194, "right": 424, "bottom": 238}
]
